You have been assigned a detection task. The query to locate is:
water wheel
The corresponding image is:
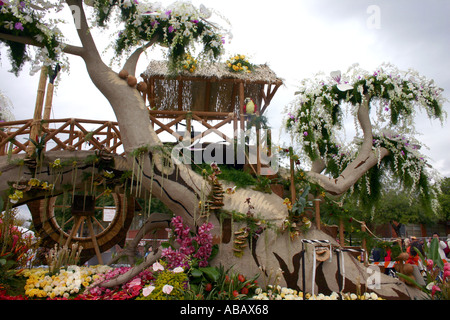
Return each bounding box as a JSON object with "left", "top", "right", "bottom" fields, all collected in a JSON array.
[{"left": 28, "top": 191, "right": 135, "bottom": 264}]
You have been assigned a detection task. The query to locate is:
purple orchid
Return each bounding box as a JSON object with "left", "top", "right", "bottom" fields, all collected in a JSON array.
[
  {"left": 330, "top": 70, "right": 353, "bottom": 92},
  {"left": 14, "top": 22, "right": 24, "bottom": 31}
]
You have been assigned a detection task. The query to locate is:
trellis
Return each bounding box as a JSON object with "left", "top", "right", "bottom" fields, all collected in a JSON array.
[{"left": 0, "top": 118, "right": 124, "bottom": 156}]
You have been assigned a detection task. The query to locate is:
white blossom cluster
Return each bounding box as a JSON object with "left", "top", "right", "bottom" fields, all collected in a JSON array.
[
  {"left": 1, "top": 0, "right": 68, "bottom": 75},
  {"left": 284, "top": 63, "right": 446, "bottom": 210},
  {"left": 92, "top": 0, "right": 229, "bottom": 68}
]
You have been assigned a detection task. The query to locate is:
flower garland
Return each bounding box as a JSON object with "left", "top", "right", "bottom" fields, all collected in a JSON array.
[
  {"left": 1, "top": 1, "right": 229, "bottom": 75},
  {"left": 94, "top": 0, "right": 229, "bottom": 72},
  {"left": 284, "top": 63, "right": 447, "bottom": 212},
  {"left": 0, "top": 0, "right": 67, "bottom": 75}
]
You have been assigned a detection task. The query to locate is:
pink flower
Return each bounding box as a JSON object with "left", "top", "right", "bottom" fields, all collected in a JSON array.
[
  {"left": 14, "top": 22, "right": 24, "bottom": 31},
  {"left": 162, "top": 284, "right": 173, "bottom": 294},
  {"left": 128, "top": 278, "right": 141, "bottom": 288},
  {"left": 431, "top": 285, "right": 441, "bottom": 297},
  {"left": 152, "top": 261, "right": 164, "bottom": 272},
  {"left": 142, "top": 285, "right": 155, "bottom": 297},
  {"left": 443, "top": 270, "right": 450, "bottom": 280},
  {"left": 168, "top": 25, "right": 174, "bottom": 33}
]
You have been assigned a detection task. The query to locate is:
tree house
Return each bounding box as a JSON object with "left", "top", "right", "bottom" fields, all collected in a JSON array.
[{"left": 140, "top": 61, "right": 283, "bottom": 174}]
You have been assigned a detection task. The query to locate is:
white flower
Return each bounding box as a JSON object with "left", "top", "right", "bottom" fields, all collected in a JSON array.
[
  {"left": 143, "top": 285, "right": 155, "bottom": 297},
  {"left": 199, "top": 4, "right": 212, "bottom": 19},
  {"left": 121, "top": 0, "right": 132, "bottom": 9},
  {"left": 4, "top": 21, "right": 14, "bottom": 30},
  {"left": 152, "top": 261, "right": 164, "bottom": 272},
  {"left": 162, "top": 284, "right": 173, "bottom": 294},
  {"left": 173, "top": 267, "right": 184, "bottom": 273}
]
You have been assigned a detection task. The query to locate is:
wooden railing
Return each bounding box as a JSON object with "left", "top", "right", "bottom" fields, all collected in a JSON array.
[
  {"left": 148, "top": 110, "right": 237, "bottom": 143},
  {"left": 0, "top": 114, "right": 273, "bottom": 175},
  {"left": 0, "top": 118, "right": 123, "bottom": 156}
]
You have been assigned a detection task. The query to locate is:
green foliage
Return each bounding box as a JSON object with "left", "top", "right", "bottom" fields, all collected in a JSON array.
[
  {"left": 194, "top": 163, "right": 257, "bottom": 189},
  {"left": 94, "top": 1, "right": 226, "bottom": 72},
  {"left": 137, "top": 268, "right": 188, "bottom": 300},
  {"left": 285, "top": 64, "right": 446, "bottom": 215},
  {"left": 438, "top": 177, "right": 450, "bottom": 221},
  {"left": 186, "top": 265, "right": 259, "bottom": 300},
  {"left": 0, "top": 3, "right": 62, "bottom": 75}
]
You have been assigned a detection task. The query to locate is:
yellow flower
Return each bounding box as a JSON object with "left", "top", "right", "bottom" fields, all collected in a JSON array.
[
  {"left": 28, "top": 178, "right": 41, "bottom": 187},
  {"left": 41, "top": 182, "right": 53, "bottom": 190},
  {"left": 51, "top": 158, "right": 62, "bottom": 168}
]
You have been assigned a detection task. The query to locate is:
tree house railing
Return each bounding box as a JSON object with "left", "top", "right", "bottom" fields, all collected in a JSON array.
[
  {"left": 148, "top": 110, "right": 237, "bottom": 143},
  {"left": 0, "top": 118, "right": 124, "bottom": 156}
]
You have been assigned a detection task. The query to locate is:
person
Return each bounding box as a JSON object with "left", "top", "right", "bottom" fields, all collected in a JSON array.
[
  {"left": 445, "top": 234, "right": 450, "bottom": 258},
  {"left": 406, "top": 237, "right": 419, "bottom": 266},
  {"left": 427, "top": 233, "right": 447, "bottom": 260}
]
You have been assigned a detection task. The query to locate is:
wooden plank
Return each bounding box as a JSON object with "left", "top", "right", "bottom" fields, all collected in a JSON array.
[
  {"left": 87, "top": 217, "right": 103, "bottom": 265},
  {"left": 260, "top": 83, "right": 281, "bottom": 114},
  {"left": 149, "top": 116, "right": 182, "bottom": 141},
  {"left": 154, "top": 115, "right": 185, "bottom": 135}
]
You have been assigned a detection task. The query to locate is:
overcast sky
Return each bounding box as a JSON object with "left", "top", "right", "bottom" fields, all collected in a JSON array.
[{"left": 1, "top": 0, "right": 449, "bottom": 179}]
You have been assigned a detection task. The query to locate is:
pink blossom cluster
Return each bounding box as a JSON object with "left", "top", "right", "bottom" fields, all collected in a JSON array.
[
  {"left": 77, "top": 267, "right": 154, "bottom": 300},
  {"left": 193, "top": 222, "right": 213, "bottom": 267},
  {"left": 162, "top": 216, "right": 214, "bottom": 269}
]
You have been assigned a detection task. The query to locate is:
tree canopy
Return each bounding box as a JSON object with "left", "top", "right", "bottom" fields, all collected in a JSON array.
[
  {"left": 284, "top": 63, "right": 447, "bottom": 214},
  {"left": 0, "top": 0, "right": 229, "bottom": 75}
]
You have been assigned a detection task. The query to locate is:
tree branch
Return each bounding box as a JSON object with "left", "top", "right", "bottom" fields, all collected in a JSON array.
[
  {"left": 0, "top": 33, "right": 84, "bottom": 57},
  {"left": 65, "top": 0, "right": 101, "bottom": 62},
  {"left": 306, "top": 94, "right": 391, "bottom": 196},
  {"left": 123, "top": 35, "right": 159, "bottom": 76},
  {"left": 101, "top": 250, "right": 162, "bottom": 288}
]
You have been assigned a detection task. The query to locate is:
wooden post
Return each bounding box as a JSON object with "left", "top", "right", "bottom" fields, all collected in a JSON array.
[
  {"left": 27, "top": 66, "right": 47, "bottom": 156},
  {"left": 314, "top": 198, "right": 321, "bottom": 230},
  {"left": 289, "top": 150, "right": 296, "bottom": 203},
  {"left": 339, "top": 217, "right": 345, "bottom": 246},
  {"left": 87, "top": 217, "right": 103, "bottom": 265},
  {"left": 239, "top": 81, "right": 245, "bottom": 132},
  {"left": 361, "top": 222, "right": 367, "bottom": 266},
  {"left": 42, "top": 82, "right": 54, "bottom": 125},
  {"left": 256, "top": 111, "right": 261, "bottom": 175}
]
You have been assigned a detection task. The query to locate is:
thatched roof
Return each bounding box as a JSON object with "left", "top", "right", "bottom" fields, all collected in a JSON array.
[
  {"left": 142, "top": 60, "right": 283, "bottom": 84},
  {"left": 142, "top": 60, "right": 283, "bottom": 116}
]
